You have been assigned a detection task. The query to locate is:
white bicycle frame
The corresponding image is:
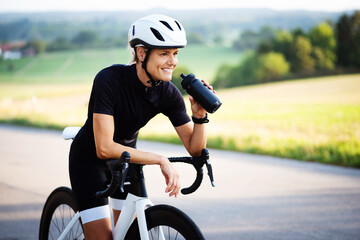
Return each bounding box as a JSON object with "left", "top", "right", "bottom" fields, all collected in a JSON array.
[
  {"left": 58, "top": 193, "right": 165, "bottom": 240},
  {"left": 60, "top": 127, "right": 166, "bottom": 240}
]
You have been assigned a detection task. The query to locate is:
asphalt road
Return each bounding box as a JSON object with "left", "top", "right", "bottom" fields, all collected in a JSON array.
[{"left": 1, "top": 124, "right": 360, "bottom": 240}]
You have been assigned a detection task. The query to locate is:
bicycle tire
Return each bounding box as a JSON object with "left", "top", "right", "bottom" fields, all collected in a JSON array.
[
  {"left": 39, "top": 186, "right": 84, "bottom": 240},
  {"left": 125, "top": 204, "right": 205, "bottom": 240}
]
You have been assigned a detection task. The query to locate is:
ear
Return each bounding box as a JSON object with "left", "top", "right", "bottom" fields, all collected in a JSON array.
[{"left": 136, "top": 46, "right": 147, "bottom": 62}]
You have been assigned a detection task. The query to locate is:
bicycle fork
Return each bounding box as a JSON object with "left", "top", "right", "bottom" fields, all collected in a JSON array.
[{"left": 113, "top": 193, "right": 165, "bottom": 240}]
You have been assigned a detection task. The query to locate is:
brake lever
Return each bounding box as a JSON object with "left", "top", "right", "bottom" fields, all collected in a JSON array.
[
  {"left": 118, "top": 152, "right": 130, "bottom": 192},
  {"left": 201, "top": 149, "right": 215, "bottom": 187},
  {"left": 95, "top": 151, "right": 130, "bottom": 198},
  {"left": 206, "top": 159, "right": 215, "bottom": 187}
]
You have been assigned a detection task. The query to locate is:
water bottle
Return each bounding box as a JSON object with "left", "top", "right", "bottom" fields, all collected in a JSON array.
[{"left": 180, "top": 73, "right": 222, "bottom": 113}]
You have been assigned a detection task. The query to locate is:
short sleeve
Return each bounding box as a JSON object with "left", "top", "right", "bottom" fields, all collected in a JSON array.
[
  {"left": 92, "top": 70, "right": 114, "bottom": 115},
  {"left": 163, "top": 83, "right": 191, "bottom": 127}
]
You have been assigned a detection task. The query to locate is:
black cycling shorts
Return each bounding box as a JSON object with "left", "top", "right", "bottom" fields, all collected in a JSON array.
[{"left": 68, "top": 141, "right": 147, "bottom": 213}]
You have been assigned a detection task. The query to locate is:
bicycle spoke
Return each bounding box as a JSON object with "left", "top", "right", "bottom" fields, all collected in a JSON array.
[
  {"left": 51, "top": 207, "right": 63, "bottom": 238},
  {"left": 47, "top": 204, "right": 83, "bottom": 240},
  {"left": 39, "top": 187, "right": 85, "bottom": 240},
  {"left": 51, "top": 215, "right": 62, "bottom": 234},
  {"left": 149, "top": 227, "right": 154, "bottom": 239},
  {"left": 146, "top": 225, "right": 186, "bottom": 240},
  {"left": 48, "top": 228, "right": 55, "bottom": 240}
]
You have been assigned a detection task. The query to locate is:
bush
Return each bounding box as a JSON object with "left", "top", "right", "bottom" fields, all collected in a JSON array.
[
  {"left": 213, "top": 51, "right": 290, "bottom": 87},
  {"left": 72, "top": 30, "right": 100, "bottom": 48},
  {"left": 47, "top": 37, "right": 73, "bottom": 52},
  {"left": 27, "top": 39, "right": 47, "bottom": 54},
  {"left": 256, "top": 52, "right": 290, "bottom": 83},
  {"left": 212, "top": 63, "right": 238, "bottom": 88},
  {"left": 292, "top": 36, "right": 314, "bottom": 73},
  {"left": 312, "top": 46, "right": 335, "bottom": 71}
]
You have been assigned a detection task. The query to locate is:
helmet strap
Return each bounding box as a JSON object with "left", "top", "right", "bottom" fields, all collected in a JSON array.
[{"left": 141, "top": 49, "right": 162, "bottom": 87}]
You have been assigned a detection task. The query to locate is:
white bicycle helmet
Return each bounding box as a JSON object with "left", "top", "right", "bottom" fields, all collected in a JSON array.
[{"left": 128, "top": 14, "right": 187, "bottom": 49}]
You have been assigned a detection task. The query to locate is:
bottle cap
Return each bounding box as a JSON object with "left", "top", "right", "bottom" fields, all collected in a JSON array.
[{"left": 180, "top": 73, "right": 195, "bottom": 90}]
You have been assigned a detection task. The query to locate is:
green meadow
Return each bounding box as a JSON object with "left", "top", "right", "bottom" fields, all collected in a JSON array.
[
  {"left": 142, "top": 74, "right": 360, "bottom": 168},
  {"left": 0, "top": 45, "right": 241, "bottom": 83},
  {"left": 0, "top": 46, "right": 359, "bottom": 167}
]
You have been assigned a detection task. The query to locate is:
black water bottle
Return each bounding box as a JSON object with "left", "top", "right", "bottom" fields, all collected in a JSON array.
[{"left": 180, "top": 73, "right": 222, "bottom": 113}]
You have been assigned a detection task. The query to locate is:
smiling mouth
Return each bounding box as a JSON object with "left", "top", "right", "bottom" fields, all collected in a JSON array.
[{"left": 162, "top": 68, "right": 173, "bottom": 73}]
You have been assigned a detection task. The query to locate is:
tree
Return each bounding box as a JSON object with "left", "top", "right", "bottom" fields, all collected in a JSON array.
[
  {"left": 27, "top": 39, "right": 47, "bottom": 54},
  {"left": 0, "top": 19, "right": 32, "bottom": 42},
  {"left": 233, "top": 30, "right": 259, "bottom": 51},
  {"left": 273, "top": 30, "right": 294, "bottom": 61},
  {"left": 311, "top": 46, "right": 334, "bottom": 71},
  {"left": 72, "top": 30, "right": 99, "bottom": 48},
  {"left": 292, "top": 36, "right": 314, "bottom": 73},
  {"left": 212, "top": 51, "right": 290, "bottom": 88},
  {"left": 259, "top": 26, "right": 276, "bottom": 41},
  {"left": 257, "top": 40, "right": 273, "bottom": 54},
  {"left": 233, "top": 26, "right": 276, "bottom": 52},
  {"left": 256, "top": 52, "right": 290, "bottom": 83},
  {"left": 257, "top": 29, "right": 292, "bottom": 55},
  {"left": 309, "top": 23, "right": 336, "bottom": 51},
  {"left": 352, "top": 11, "right": 360, "bottom": 67},
  {"left": 292, "top": 27, "right": 306, "bottom": 38},
  {"left": 336, "top": 14, "right": 352, "bottom": 66},
  {"left": 186, "top": 32, "right": 204, "bottom": 45},
  {"left": 47, "top": 37, "right": 73, "bottom": 51},
  {"left": 308, "top": 22, "right": 336, "bottom": 70},
  {"left": 336, "top": 11, "right": 360, "bottom": 68},
  {"left": 212, "top": 63, "right": 238, "bottom": 89},
  {"left": 212, "top": 53, "right": 256, "bottom": 88}
]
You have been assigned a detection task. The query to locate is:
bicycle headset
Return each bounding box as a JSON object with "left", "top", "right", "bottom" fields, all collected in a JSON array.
[{"left": 128, "top": 14, "right": 187, "bottom": 87}]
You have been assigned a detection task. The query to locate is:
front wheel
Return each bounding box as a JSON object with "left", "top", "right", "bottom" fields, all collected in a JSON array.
[
  {"left": 39, "top": 187, "right": 84, "bottom": 240},
  {"left": 126, "top": 204, "right": 205, "bottom": 240}
]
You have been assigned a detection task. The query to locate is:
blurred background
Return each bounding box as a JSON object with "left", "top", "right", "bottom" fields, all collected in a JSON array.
[{"left": 1, "top": 0, "right": 360, "bottom": 167}]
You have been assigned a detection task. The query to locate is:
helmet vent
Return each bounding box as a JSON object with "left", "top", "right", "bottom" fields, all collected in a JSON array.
[
  {"left": 150, "top": 27, "right": 165, "bottom": 41},
  {"left": 160, "top": 20, "right": 173, "bottom": 31},
  {"left": 132, "top": 25, "right": 135, "bottom": 36},
  {"left": 174, "top": 21, "right": 182, "bottom": 31}
]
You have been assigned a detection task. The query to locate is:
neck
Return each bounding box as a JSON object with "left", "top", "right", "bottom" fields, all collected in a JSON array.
[{"left": 136, "top": 62, "right": 152, "bottom": 88}]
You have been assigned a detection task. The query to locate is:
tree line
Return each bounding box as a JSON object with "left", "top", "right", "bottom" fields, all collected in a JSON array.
[
  {"left": 6, "top": 30, "right": 209, "bottom": 54},
  {"left": 213, "top": 11, "right": 360, "bottom": 88}
]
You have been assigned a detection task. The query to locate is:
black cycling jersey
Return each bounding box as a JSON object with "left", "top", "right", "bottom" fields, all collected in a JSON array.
[
  {"left": 69, "top": 64, "right": 190, "bottom": 211},
  {"left": 74, "top": 63, "right": 189, "bottom": 152}
]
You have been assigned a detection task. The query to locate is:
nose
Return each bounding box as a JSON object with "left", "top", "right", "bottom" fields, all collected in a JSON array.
[{"left": 168, "top": 54, "right": 177, "bottom": 66}]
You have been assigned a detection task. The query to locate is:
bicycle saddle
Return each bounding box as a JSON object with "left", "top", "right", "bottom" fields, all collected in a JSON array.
[{"left": 62, "top": 127, "right": 81, "bottom": 140}]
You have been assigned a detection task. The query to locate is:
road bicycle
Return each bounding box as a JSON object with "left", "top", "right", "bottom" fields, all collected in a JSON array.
[{"left": 39, "top": 127, "right": 215, "bottom": 240}]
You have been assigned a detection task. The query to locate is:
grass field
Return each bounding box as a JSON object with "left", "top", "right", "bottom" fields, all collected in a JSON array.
[
  {"left": 141, "top": 74, "right": 360, "bottom": 167},
  {"left": 0, "top": 47, "right": 359, "bottom": 167},
  {"left": 0, "top": 45, "right": 242, "bottom": 83}
]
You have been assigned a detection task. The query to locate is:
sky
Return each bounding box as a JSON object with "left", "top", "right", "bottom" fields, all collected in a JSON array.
[{"left": 0, "top": 0, "right": 360, "bottom": 13}]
